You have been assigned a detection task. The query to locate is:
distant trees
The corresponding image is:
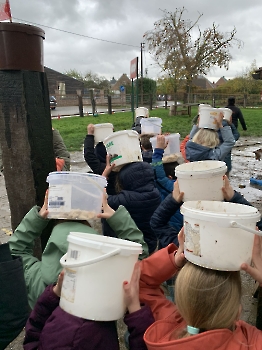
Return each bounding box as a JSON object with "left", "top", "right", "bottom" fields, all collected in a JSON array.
[
  {"left": 144, "top": 7, "right": 242, "bottom": 102},
  {"left": 216, "top": 60, "right": 262, "bottom": 94},
  {"left": 64, "top": 69, "right": 111, "bottom": 90}
]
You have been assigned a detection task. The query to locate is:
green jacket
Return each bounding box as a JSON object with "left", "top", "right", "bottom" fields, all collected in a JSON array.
[
  {"left": 52, "top": 129, "right": 71, "bottom": 171},
  {"left": 9, "top": 205, "right": 148, "bottom": 309}
]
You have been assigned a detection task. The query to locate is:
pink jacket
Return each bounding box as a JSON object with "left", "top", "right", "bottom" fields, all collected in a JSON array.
[{"left": 139, "top": 244, "right": 262, "bottom": 350}]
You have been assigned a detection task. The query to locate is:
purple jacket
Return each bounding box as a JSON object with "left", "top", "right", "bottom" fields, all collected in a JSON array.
[{"left": 24, "top": 285, "right": 154, "bottom": 350}]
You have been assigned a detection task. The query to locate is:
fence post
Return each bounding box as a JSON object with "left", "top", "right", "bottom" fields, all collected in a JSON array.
[
  {"left": 149, "top": 94, "right": 153, "bottom": 110},
  {"left": 244, "top": 94, "right": 247, "bottom": 108},
  {"left": 108, "top": 95, "right": 112, "bottom": 115}
]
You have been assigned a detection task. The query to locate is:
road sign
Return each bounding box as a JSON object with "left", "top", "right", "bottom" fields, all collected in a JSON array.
[{"left": 120, "top": 85, "right": 125, "bottom": 92}]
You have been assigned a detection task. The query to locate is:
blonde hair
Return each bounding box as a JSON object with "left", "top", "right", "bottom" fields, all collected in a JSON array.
[
  {"left": 175, "top": 262, "right": 241, "bottom": 338},
  {"left": 192, "top": 129, "right": 219, "bottom": 148}
]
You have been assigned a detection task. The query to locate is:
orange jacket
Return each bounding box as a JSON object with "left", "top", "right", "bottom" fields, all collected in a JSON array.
[
  {"left": 180, "top": 135, "right": 190, "bottom": 163},
  {"left": 139, "top": 245, "right": 262, "bottom": 350}
]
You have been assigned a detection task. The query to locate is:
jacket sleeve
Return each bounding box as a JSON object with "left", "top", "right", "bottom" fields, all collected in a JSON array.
[
  {"left": 107, "top": 205, "right": 149, "bottom": 259},
  {"left": 189, "top": 124, "right": 199, "bottom": 139},
  {"left": 180, "top": 134, "right": 190, "bottom": 162},
  {"left": 83, "top": 135, "right": 105, "bottom": 174},
  {"left": 124, "top": 305, "right": 154, "bottom": 350},
  {"left": 227, "top": 191, "right": 262, "bottom": 231},
  {"left": 211, "top": 126, "right": 235, "bottom": 160},
  {"left": 52, "top": 129, "right": 71, "bottom": 171},
  {"left": 139, "top": 244, "right": 182, "bottom": 321},
  {"left": 151, "top": 148, "right": 174, "bottom": 193},
  {"left": 150, "top": 194, "right": 182, "bottom": 247},
  {"left": 8, "top": 206, "right": 51, "bottom": 308},
  {"left": 230, "top": 123, "right": 240, "bottom": 141},
  {"left": 23, "top": 285, "right": 60, "bottom": 350}
]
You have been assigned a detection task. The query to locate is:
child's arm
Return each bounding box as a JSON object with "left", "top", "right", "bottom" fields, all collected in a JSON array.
[
  {"left": 98, "top": 192, "right": 149, "bottom": 259},
  {"left": 23, "top": 283, "right": 60, "bottom": 349},
  {"left": 212, "top": 126, "right": 235, "bottom": 160},
  {"left": 189, "top": 124, "right": 199, "bottom": 139},
  {"left": 150, "top": 181, "right": 184, "bottom": 247}
]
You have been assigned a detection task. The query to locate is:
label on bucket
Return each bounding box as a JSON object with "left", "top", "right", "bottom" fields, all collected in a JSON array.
[
  {"left": 48, "top": 184, "right": 72, "bottom": 212},
  {"left": 61, "top": 268, "right": 77, "bottom": 303},
  {"left": 184, "top": 221, "right": 201, "bottom": 256}
]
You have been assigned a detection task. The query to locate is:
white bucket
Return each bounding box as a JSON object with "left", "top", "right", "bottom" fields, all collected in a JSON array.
[
  {"left": 181, "top": 201, "right": 261, "bottom": 270},
  {"left": 103, "top": 130, "right": 143, "bottom": 168},
  {"left": 140, "top": 117, "right": 162, "bottom": 135},
  {"left": 198, "top": 104, "right": 211, "bottom": 113},
  {"left": 175, "top": 160, "right": 227, "bottom": 201},
  {"left": 150, "top": 133, "right": 180, "bottom": 156},
  {"left": 46, "top": 172, "right": 107, "bottom": 220},
  {"left": 94, "top": 123, "right": 114, "bottom": 145},
  {"left": 135, "top": 107, "right": 149, "bottom": 118},
  {"left": 59, "top": 232, "right": 142, "bottom": 320},
  {"left": 199, "top": 107, "right": 221, "bottom": 130},
  {"left": 218, "top": 107, "right": 232, "bottom": 122}
]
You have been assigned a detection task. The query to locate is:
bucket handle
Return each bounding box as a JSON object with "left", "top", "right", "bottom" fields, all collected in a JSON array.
[
  {"left": 60, "top": 247, "right": 121, "bottom": 268},
  {"left": 230, "top": 221, "right": 262, "bottom": 237}
]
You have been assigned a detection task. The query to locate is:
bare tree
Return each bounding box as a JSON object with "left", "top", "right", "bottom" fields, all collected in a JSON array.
[{"left": 144, "top": 7, "right": 242, "bottom": 103}]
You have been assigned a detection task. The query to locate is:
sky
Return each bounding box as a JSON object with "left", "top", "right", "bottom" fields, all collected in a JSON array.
[{"left": 8, "top": 0, "right": 262, "bottom": 83}]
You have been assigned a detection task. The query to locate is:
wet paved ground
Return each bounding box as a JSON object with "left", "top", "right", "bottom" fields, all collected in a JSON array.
[{"left": 1, "top": 136, "right": 261, "bottom": 349}]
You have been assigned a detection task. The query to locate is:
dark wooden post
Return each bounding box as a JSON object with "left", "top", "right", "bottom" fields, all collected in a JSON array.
[
  {"left": 164, "top": 94, "right": 168, "bottom": 109},
  {"left": 107, "top": 95, "right": 112, "bottom": 115},
  {"left": 0, "top": 23, "right": 56, "bottom": 257},
  {"left": 149, "top": 94, "right": 153, "bottom": 111}
]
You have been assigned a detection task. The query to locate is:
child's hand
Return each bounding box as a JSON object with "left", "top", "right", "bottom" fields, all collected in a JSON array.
[
  {"left": 215, "top": 112, "right": 223, "bottom": 128},
  {"left": 39, "top": 190, "right": 49, "bottom": 219},
  {"left": 174, "top": 227, "right": 186, "bottom": 268},
  {"left": 222, "top": 175, "right": 235, "bottom": 201},
  {"left": 156, "top": 135, "right": 168, "bottom": 149},
  {"left": 97, "top": 189, "right": 115, "bottom": 219},
  {"left": 241, "top": 234, "right": 262, "bottom": 285},
  {"left": 101, "top": 155, "right": 115, "bottom": 178},
  {"left": 123, "top": 261, "right": 141, "bottom": 314},
  {"left": 53, "top": 270, "right": 64, "bottom": 297},
  {"left": 87, "top": 124, "right": 95, "bottom": 135},
  {"left": 172, "top": 181, "right": 184, "bottom": 203}
]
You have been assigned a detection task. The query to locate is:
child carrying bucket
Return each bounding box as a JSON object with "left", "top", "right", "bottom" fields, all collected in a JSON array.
[
  {"left": 139, "top": 228, "right": 262, "bottom": 349},
  {"left": 186, "top": 112, "right": 235, "bottom": 162},
  {"left": 9, "top": 190, "right": 149, "bottom": 310},
  {"left": 23, "top": 197, "right": 154, "bottom": 350}
]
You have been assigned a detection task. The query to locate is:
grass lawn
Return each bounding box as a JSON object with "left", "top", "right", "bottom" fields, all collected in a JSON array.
[{"left": 52, "top": 107, "right": 262, "bottom": 151}]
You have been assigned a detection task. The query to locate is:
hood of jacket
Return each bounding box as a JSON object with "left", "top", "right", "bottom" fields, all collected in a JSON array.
[
  {"left": 41, "top": 221, "right": 97, "bottom": 285},
  {"left": 119, "top": 161, "right": 156, "bottom": 191},
  {"left": 185, "top": 140, "right": 215, "bottom": 162},
  {"left": 144, "top": 319, "right": 261, "bottom": 350}
]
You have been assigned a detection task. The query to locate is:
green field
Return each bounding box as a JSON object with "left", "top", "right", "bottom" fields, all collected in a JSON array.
[{"left": 52, "top": 107, "right": 262, "bottom": 151}]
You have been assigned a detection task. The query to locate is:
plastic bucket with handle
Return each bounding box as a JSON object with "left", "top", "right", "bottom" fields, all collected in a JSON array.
[
  {"left": 94, "top": 123, "right": 114, "bottom": 145},
  {"left": 103, "top": 130, "right": 142, "bottom": 169},
  {"left": 140, "top": 117, "right": 162, "bottom": 135},
  {"left": 199, "top": 107, "right": 220, "bottom": 130},
  {"left": 175, "top": 160, "right": 227, "bottom": 201},
  {"left": 46, "top": 172, "right": 107, "bottom": 220},
  {"left": 59, "top": 232, "right": 142, "bottom": 320},
  {"left": 181, "top": 201, "right": 261, "bottom": 270},
  {"left": 135, "top": 107, "right": 149, "bottom": 118},
  {"left": 150, "top": 133, "right": 180, "bottom": 156},
  {"left": 218, "top": 108, "right": 232, "bottom": 122}
]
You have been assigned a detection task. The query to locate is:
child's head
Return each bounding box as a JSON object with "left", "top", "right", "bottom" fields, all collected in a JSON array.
[
  {"left": 227, "top": 97, "right": 235, "bottom": 106},
  {"left": 162, "top": 154, "right": 184, "bottom": 180},
  {"left": 175, "top": 262, "right": 241, "bottom": 337},
  {"left": 192, "top": 129, "right": 219, "bottom": 148},
  {"left": 140, "top": 133, "right": 154, "bottom": 151}
]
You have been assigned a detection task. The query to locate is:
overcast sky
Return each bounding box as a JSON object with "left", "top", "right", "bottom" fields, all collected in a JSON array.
[{"left": 9, "top": 0, "right": 262, "bottom": 83}]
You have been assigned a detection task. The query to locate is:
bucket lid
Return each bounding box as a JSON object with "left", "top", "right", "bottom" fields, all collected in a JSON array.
[
  {"left": 181, "top": 201, "right": 261, "bottom": 222},
  {"left": 46, "top": 171, "right": 107, "bottom": 187},
  {"left": 68, "top": 232, "right": 142, "bottom": 255},
  {"left": 175, "top": 160, "right": 227, "bottom": 178},
  {"left": 103, "top": 129, "right": 139, "bottom": 143},
  {"left": 94, "top": 123, "right": 113, "bottom": 128}
]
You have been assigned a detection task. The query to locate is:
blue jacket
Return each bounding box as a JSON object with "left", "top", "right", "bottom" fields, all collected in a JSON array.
[
  {"left": 106, "top": 162, "right": 161, "bottom": 254},
  {"left": 150, "top": 190, "right": 262, "bottom": 249},
  {"left": 151, "top": 148, "right": 183, "bottom": 235},
  {"left": 185, "top": 124, "right": 235, "bottom": 162}
]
